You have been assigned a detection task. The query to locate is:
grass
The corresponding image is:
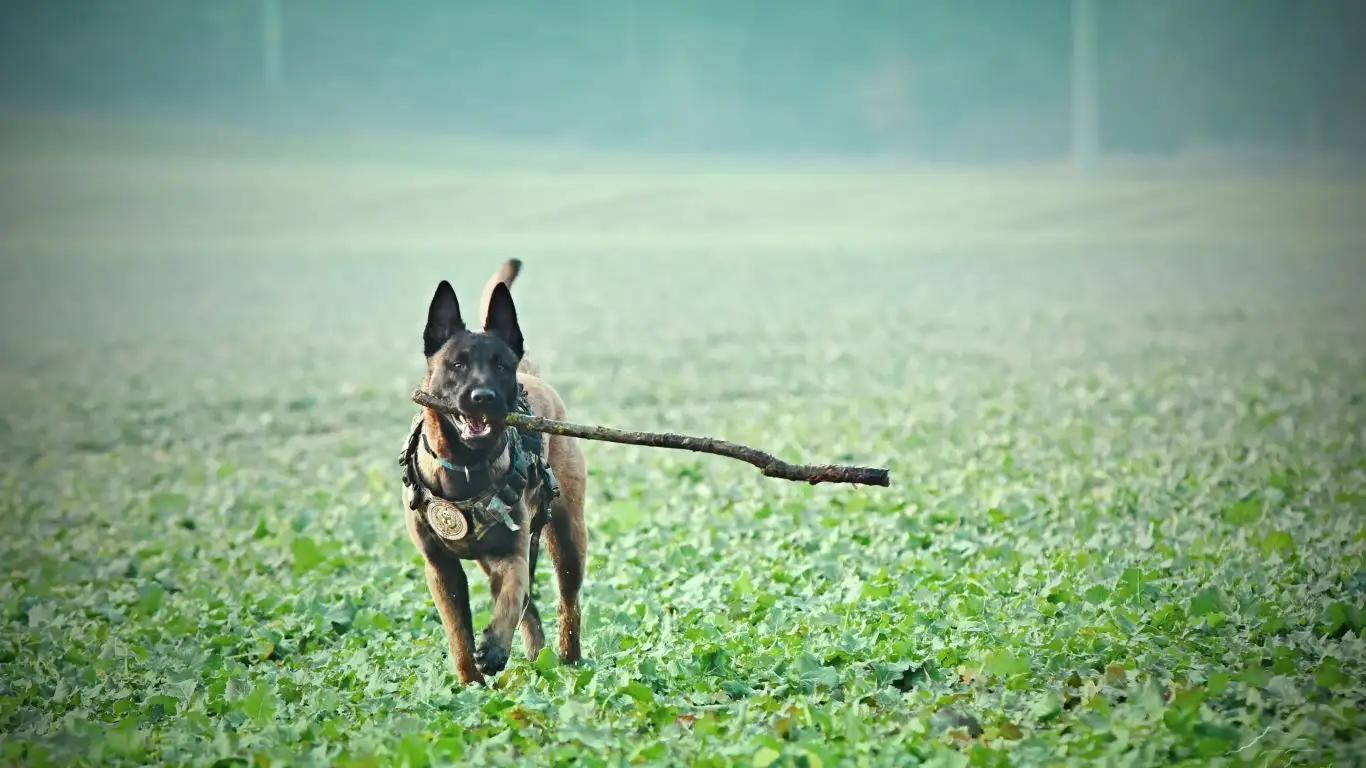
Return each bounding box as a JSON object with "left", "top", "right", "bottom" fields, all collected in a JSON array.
[{"left": 1, "top": 117, "right": 1365, "bottom": 766}]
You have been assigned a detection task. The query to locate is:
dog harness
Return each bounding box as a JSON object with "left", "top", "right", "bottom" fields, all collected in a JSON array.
[{"left": 400, "top": 384, "right": 558, "bottom": 544}]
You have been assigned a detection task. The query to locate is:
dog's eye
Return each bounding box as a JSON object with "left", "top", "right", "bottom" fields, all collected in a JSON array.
[{"left": 495, "top": 360, "right": 507, "bottom": 371}]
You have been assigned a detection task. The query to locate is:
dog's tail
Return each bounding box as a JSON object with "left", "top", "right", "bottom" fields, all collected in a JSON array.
[
  {"left": 480, "top": 259, "right": 541, "bottom": 376},
  {"left": 479, "top": 258, "right": 522, "bottom": 325}
]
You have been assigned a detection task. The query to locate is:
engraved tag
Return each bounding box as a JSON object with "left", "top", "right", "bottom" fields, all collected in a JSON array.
[{"left": 427, "top": 498, "right": 469, "bottom": 541}]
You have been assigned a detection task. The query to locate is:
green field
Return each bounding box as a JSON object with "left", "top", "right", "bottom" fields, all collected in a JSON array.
[{"left": 2, "top": 117, "right": 1365, "bottom": 766}]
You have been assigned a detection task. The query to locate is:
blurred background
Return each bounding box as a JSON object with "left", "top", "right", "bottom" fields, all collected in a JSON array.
[
  {"left": 1, "top": 0, "right": 1363, "bottom": 361},
  {"left": 3, "top": 0, "right": 1365, "bottom": 170}
]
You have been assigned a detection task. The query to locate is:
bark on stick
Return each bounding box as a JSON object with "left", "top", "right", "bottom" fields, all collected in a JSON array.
[{"left": 412, "top": 389, "right": 890, "bottom": 487}]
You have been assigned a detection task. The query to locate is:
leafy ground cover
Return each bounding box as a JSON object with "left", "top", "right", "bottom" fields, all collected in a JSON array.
[{"left": 2, "top": 123, "right": 1365, "bottom": 766}]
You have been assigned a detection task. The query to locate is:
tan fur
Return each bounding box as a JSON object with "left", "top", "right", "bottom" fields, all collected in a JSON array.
[{"left": 404, "top": 260, "right": 586, "bottom": 685}]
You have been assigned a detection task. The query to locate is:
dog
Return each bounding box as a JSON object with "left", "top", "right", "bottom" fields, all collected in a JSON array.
[{"left": 400, "top": 259, "right": 588, "bottom": 684}]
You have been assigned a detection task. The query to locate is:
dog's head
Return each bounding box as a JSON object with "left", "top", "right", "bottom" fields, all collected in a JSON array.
[{"left": 421, "top": 279, "right": 524, "bottom": 452}]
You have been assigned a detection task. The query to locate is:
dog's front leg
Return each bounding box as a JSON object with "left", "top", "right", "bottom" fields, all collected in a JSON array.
[
  {"left": 475, "top": 554, "right": 529, "bottom": 677},
  {"left": 424, "top": 560, "right": 484, "bottom": 686}
]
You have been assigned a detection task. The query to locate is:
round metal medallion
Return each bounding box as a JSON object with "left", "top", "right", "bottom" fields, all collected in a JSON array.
[{"left": 427, "top": 499, "right": 469, "bottom": 541}]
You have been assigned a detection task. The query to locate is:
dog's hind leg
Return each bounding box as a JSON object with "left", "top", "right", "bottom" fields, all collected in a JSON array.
[
  {"left": 546, "top": 495, "right": 588, "bottom": 665},
  {"left": 519, "top": 601, "right": 545, "bottom": 660}
]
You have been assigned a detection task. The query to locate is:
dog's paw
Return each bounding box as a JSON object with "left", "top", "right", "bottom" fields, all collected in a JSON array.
[{"left": 474, "top": 633, "right": 509, "bottom": 676}]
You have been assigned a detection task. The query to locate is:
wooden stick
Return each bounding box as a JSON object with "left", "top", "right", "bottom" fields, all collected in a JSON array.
[{"left": 412, "top": 389, "right": 891, "bottom": 487}]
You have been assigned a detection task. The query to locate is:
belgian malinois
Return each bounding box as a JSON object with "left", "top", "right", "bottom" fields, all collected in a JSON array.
[{"left": 400, "top": 259, "right": 588, "bottom": 684}]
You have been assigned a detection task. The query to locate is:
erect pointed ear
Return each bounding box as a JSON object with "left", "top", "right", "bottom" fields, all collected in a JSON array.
[
  {"left": 483, "top": 281, "right": 524, "bottom": 359},
  {"left": 423, "top": 280, "right": 465, "bottom": 356}
]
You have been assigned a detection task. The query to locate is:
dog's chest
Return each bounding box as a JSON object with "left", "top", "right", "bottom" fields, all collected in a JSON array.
[{"left": 404, "top": 482, "right": 531, "bottom": 560}]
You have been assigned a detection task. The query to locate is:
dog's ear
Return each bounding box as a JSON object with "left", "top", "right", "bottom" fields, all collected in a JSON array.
[
  {"left": 483, "top": 281, "right": 524, "bottom": 359},
  {"left": 424, "top": 280, "right": 465, "bottom": 356}
]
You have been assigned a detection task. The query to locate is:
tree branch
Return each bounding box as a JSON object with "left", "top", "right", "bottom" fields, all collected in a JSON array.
[{"left": 412, "top": 389, "right": 891, "bottom": 487}]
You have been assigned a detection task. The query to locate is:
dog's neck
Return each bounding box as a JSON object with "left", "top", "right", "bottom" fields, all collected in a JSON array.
[{"left": 417, "top": 409, "right": 512, "bottom": 501}]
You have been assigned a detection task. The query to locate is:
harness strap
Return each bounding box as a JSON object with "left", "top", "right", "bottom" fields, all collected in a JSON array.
[
  {"left": 402, "top": 384, "right": 560, "bottom": 542},
  {"left": 512, "top": 383, "right": 559, "bottom": 535}
]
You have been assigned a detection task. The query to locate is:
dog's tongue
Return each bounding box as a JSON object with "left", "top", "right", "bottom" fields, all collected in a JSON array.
[{"left": 463, "top": 413, "right": 491, "bottom": 436}]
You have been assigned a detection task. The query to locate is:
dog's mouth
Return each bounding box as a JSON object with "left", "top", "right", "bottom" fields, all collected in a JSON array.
[{"left": 454, "top": 411, "right": 498, "bottom": 440}]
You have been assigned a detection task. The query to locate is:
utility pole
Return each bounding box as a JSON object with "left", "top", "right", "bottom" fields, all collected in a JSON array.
[
  {"left": 1071, "top": 0, "right": 1099, "bottom": 176},
  {"left": 261, "top": 0, "right": 284, "bottom": 92}
]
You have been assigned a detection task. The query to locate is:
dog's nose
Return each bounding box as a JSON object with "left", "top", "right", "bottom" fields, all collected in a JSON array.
[{"left": 470, "top": 388, "right": 496, "bottom": 405}]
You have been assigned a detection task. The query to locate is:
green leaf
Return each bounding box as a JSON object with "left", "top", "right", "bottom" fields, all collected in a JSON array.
[
  {"left": 242, "top": 682, "right": 276, "bottom": 724},
  {"left": 397, "top": 735, "right": 431, "bottom": 768},
  {"left": 1188, "top": 587, "right": 1225, "bottom": 618},
  {"left": 133, "top": 582, "right": 165, "bottom": 617},
  {"left": 1207, "top": 671, "right": 1230, "bottom": 696},
  {"left": 983, "top": 650, "right": 1030, "bottom": 677},
  {"left": 731, "top": 570, "right": 753, "bottom": 596},
  {"left": 997, "top": 722, "right": 1024, "bottom": 740},
  {"left": 1314, "top": 657, "right": 1348, "bottom": 689},
  {"left": 1172, "top": 686, "right": 1205, "bottom": 714},
  {"left": 1238, "top": 665, "right": 1271, "bottom": 688},
  {"left": 291, "top": 536, "right": 328, "bottom": 575},
  {"left": 171, "top": 679, "right": 197, "bottom": 707},
  {"left": 752, "top": 747, "right": 782, "bottom": 768},
  {"left": 859, "top": 569, "right": 895, "bottom": 600},
  {"left": 432, "top": 737, "right": 465, "bottom": 761},
  {"left": 860, "top": 579, "right": 893, "bottom": 600},
  {"left": 533, "top": 646, "right": 558, "bottom": 673},
  {"left": 225, "top": 676, "right": 251, "bottom": 701},
  {"left": 1260, "top": 530, "right": 1295, "bottom": 557},
  {"left": 621, "top": 681, "right": 654, "bottom": 706},
  {"left": 1325, "top": 600, "right": 1364, "bottom": 636},
  {"left": 1031, "top": 692, "right": 1063, "bottom": 723},
  {"left": 631, "top": 742, "right": 668, "bottom": 762},
  {"left": 145, "top": 694, "right": 178, "bottom": 721},
  {"left": 1083, "top": 585, "right": 1111, "bottom": 604},
  {"left": 1192, "top": 723, "right": 1241, "bottom": 757},
  {"left": 1222, "top": 499, "right": 1261, "bottom": 525},
  {"left": 104, "top": 717, "right": 144, "bottom": 757},
  {"left": 795, "top": 652, "right": 840, "bottom": 689},
  {"left": 1114, "top": 567, "right": 1146, "bottom": 601}
]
